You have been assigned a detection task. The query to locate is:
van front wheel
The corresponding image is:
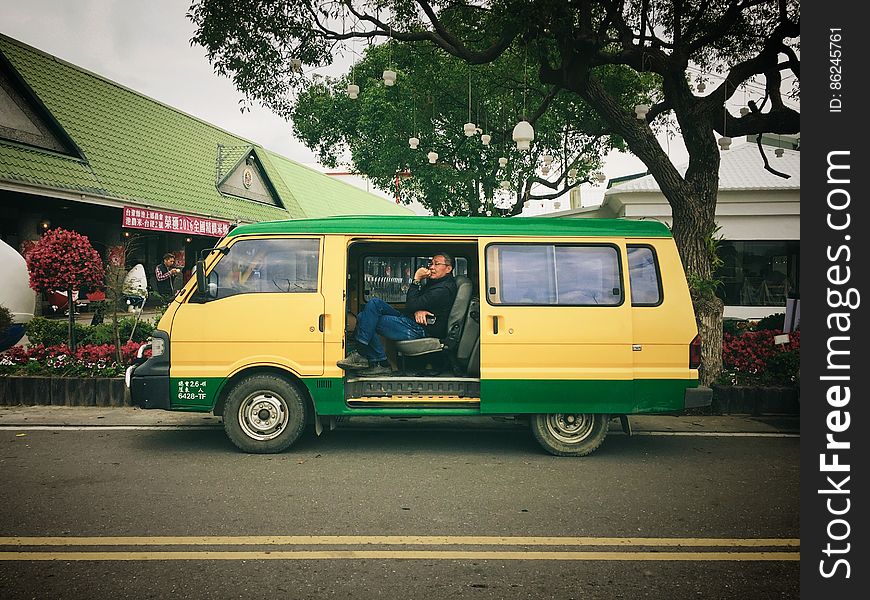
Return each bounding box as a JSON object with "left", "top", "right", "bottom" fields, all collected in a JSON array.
[
  {"left": 223, "top": 374, "right": 307, "bottom": 453},
  {"left": 531, "top": 413, "right": 609, "bottom": 456}
]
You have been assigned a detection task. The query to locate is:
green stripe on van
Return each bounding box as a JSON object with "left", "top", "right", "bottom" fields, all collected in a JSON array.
[{"left": 479, "top": 379, "right": 697, "bottom": 414}]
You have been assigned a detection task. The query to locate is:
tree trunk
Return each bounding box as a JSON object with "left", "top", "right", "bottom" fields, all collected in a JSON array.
[{"left": 67, "top": 286, "right": 77, "bottom": 351}]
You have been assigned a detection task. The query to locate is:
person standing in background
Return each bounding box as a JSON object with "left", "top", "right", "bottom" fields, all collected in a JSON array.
[{"left": 154, "top": 253, "right": 181, "bottom": 302}]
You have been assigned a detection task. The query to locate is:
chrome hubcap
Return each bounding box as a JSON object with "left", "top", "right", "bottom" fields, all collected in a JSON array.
[
  {"left": 238, "top": 392, "right": 288, "bottom": 441},
  {"left": 544, "top": 413, "right": 595, "bottom": 444}
]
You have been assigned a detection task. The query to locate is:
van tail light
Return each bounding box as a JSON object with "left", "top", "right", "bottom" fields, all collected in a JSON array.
[{"left": 689, "top": 334, "right": 702, "bottom": 369}]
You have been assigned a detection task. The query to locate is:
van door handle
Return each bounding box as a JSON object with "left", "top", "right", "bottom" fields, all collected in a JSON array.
[
  {"left": 318, "top": 314, "right": 325, "bottom": 332},
  {"left": 492, "top": 316, "right": 499, "bottom": 334}
]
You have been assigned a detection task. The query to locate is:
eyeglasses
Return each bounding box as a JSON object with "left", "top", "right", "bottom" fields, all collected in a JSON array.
[{"left": 429, "top": 261, "right": 448, "bottom": 267}]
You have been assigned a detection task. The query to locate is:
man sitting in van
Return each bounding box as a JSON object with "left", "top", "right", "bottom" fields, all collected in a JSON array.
[{"left": 338, "top": 252, "right": 457, "bottom": 376}]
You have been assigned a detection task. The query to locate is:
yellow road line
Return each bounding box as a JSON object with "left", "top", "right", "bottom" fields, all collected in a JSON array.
[
  {"left": 0, "top": 550, "right": 800, "bottom": 562},
  {"left": 0, "top": 536, "right": 800, "bottom": 547}
]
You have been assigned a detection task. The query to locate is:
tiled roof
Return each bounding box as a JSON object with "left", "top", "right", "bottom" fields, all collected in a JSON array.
[
  {"left": 606, "top": 143, "right": 800, "bottom": 195},
  {"left": 262, "top": 150, "right": 413, "bottom": 217},
  {"left": 0, "top": 34, "right": 408, "bottom": 221}
]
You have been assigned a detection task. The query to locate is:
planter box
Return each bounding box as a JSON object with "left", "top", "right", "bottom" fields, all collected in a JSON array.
[
  {"left": 712, "top": 385, "right": 799, "bottom": 415},
  {"left": 0, "top": 376, "right": 129, "bottom": 406},
  {"left": 50, "top": 377, "right": 96, "bottom": 406}
]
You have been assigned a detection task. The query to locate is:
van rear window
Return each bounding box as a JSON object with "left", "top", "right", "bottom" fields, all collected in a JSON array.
[
  {"left": 627, "top": 245, "right": 663, "bottom": 306},
  {"left": 485, "top": 244, "right": 622, "bottom": 306}
]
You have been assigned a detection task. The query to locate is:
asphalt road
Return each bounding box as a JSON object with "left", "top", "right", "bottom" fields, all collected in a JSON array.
[{"left": 0, "top": 420, "right": 800, "bottom": 599}]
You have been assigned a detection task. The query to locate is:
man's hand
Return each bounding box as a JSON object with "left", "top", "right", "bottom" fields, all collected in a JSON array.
[
  {"left": 413, "top": 267, "right": 430, "bottom": 282},
  {"left": 414, "top": 310, "right": 434, "bottom": 325}
]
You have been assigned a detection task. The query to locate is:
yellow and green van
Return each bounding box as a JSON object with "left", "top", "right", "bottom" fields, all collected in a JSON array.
[{"left": 127, "top": 216, "right": 710, "bottom": 456}]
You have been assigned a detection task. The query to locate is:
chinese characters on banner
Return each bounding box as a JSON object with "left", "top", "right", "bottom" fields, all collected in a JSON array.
[{"left": 122, "top": 206, "right": 231, "bottom": 238}]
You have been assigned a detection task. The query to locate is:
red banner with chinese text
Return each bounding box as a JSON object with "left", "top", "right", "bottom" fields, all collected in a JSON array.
[{"left": 122, "top": 207, "right": 231, "bottom": 238}]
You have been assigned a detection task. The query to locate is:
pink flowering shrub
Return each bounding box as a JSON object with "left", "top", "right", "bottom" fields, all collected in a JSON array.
[
  {"left": 0, "top": 341, "right": 150, "bottom": 377},
  {"left": 720, "top": 329, "right": 800, "bottom": 387}
]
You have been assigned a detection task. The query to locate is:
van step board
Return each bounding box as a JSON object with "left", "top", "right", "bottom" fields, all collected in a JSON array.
[
  {"left": 345, "top": 376, "right": 480, "bottom": 400},
  {"left": 348, "top": 396, "right": 480, "bottom": 409}
]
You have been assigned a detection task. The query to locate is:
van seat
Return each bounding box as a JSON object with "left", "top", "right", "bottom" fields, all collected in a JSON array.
[{"left": 395, "top": 274, "right": 473, "bottom": 359}]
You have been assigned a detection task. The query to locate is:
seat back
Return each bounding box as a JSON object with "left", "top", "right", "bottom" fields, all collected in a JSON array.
[
  {"left": 456, "top": 297, "right": 480, "bottom": 376},
  {"left": 441, "top": 275, "right": 473, "bottom": 350}
]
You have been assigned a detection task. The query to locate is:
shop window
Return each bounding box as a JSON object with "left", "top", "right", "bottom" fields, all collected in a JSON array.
[{"left": 715, "top": 240, "right": 799, "bottom": 306}]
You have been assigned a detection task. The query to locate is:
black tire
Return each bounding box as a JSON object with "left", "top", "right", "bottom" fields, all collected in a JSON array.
[
  {"left": 222, "top": 374, "right": 308, "bottom": 453},
  {"left": 530, "top": 413, "right": 609, "bottom": 457}
]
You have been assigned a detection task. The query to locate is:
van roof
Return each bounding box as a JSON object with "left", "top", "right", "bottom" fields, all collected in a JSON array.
[{"left": 227, "top": 216, "right": 672, "bottom": 238}]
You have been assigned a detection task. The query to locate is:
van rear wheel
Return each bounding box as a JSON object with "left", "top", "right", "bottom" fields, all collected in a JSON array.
[
  {"left": 223, "top": 374, "right": 307, "bottom": 453},
  {"left": 531, "top": 413, "right": 609, "bottom": 456}
]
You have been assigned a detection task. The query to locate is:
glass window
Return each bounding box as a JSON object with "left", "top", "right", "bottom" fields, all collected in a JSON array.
[
  {"left": 714, "top": 240, "right": 799, "bottom": 306},
  {"left": 364, "top": 255, "right": 467, "bottom": 303},
  {"left": 209, "top": 238, "right": 319, "bottom": 299},
  {"left": 627, "top": 245, "right": 662, "bottom": 306},
  {"left": 486, "top": 244, "right": 622, "bottom": 306}
]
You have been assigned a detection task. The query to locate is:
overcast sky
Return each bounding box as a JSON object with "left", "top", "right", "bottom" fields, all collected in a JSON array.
[{"left": 1, "top": 0, "right": 702, "bottom": 209}]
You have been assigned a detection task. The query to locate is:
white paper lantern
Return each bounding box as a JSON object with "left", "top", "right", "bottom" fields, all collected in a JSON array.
[
  {"left": 634, "top": 104, "right": 650, "bottom": 120},
  {"left": 775, "top": 148, "right": 784, "bottom": 158},
  {"left": 347, "top": 84, "right": 359, "bottom": 99},
  {"left": 481, "top": 134, "right": 491, "bottom": 146},
  {"left": 595, "top": 171, "right": 607, "bottom": 184},
  {"left": 512, "top": 120, "right": 534, "bottom": 150},
  {"left": 718, "top": 136, "right": 732, "bottom": 150},
  {"left": 740, "top": 107, "right": 750, "bottom": 117},
  {"left": 498, "top": 157, "right": 508, "bottom": 168},
  {"left": 463, "top": 122, "right": 477, "bottom": 137},
  {"left": 290, "top": 58, "right": 303, "bottom": 72},
  {"left": 568, "top": 168, "right": 578, "bottom": 179},
  {"left": 382, "top": 69, "right": 397, "bottom": 86},
  {"left": 408, "top": 137, "right": 419, "bottom": 150},
  {"left": 427, "top": 151, "right": 438, "bottom": 164}
]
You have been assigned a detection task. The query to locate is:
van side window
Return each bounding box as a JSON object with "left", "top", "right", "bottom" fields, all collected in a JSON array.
[
  {"left": 210, "top": 239, "right": 319, "bottom": 298},
  {"left": 486, "top": 244, "right": 622, "bottom": 306},
  {"left": 627, "top": 245, "right": 662, "bottom": 306}
]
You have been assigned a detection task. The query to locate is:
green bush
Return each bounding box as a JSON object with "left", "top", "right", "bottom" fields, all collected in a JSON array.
[
  {"left": 26, "top": 317, "right": 87, "bottom": 346},
  {"left": 26, "top": 315, "right": 158, "bottom": 347},
  {"left": 0, "top": 304, "right": 12, "bottom": 332},
  {"left": 754, "top": 313, "right": 785, "bottom": 331}
]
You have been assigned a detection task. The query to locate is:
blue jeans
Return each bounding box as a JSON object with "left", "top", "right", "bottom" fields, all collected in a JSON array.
[{"left": 354, "top": 297, "right": 426, "bottom": 362}]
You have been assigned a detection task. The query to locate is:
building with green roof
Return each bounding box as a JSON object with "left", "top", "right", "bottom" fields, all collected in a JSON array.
[{"left": 0, "top": 32, "right": 411, "bottom": 298}]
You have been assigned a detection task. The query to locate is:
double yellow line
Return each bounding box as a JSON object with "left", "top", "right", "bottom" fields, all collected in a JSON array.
[{"left": 0, "top": 535, "right": 799, "bottom": 562}]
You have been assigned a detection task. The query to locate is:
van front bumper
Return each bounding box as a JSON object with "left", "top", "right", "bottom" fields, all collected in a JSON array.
[
  {"left": 126, "top": 331, "right": 171, "bottom": 410},
  {"left": 685, "top": 386, "right": 713, "bottom": 409}
]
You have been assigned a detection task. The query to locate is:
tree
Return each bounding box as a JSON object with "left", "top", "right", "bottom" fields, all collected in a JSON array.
[
  {"left": 26, "top": 228, "right": 104, "bottom": 350},
  {"left": 291, "top": 41, "right": 654, "bottom": 215},
  {"left": 189, "top": 0, "right": 800, "bottom": 384}
]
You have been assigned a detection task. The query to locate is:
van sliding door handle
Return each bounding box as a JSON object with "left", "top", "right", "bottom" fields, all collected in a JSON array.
[
  {"left": 492, "top": 316, "right": 499, "bottom": 334},
  {"left": 318, "top": 314, "right": 325, "bottom": 332}
]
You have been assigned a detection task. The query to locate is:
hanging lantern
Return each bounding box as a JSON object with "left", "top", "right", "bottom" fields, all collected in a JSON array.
[
  {"left": 568, "top": 168, "right": 578, "bottom": 179},
  {"left": 290, "top": 58, "right": 303, "bottom": 72},
  {"left": 634, "top": 104, "right": 650, "bottom": 120},
  {"left": 512, "top": 120, "right": 534, "bottom": 150},
  {"left": 542, "top": 154, "right": 553, "bottom": 166},
  {"left": 718, "top": 136, "right": 732, "bottom": 150},
  {"left": 740, "top": 107, "right": 750, "bottom": 117},
  {"left": 409, "top": 137, "right": 419, "bottom": 150},
  {"left": 481, "top": 134, "right": 491, "bottom": 146},
  {"left": 346, "top": 84, "right": 359, "bottom": 99},
  {"left": 696, "top": 81, "right": 706, "bottom": 93},
  {"left": 542, "top": 165, "right": 550, "bottom": 175},
  {"left": 498, "top": 157, "right": 508, "bottom": 168},
  {"left": 775, "top": 148, "right": 785, "bottom": 158},
  {"left": 427, "top": 151, "right": 438, "bottom": 164},
  {"left": 595, "top": 172, "right": 607, "bottom": 184},
  {"left": 463, "top": 122, "right": 477, "bottom": 137},
  {"left": 500, "top": 180, "right": 511, "bottom": 190},
  {"left": 554, "top": 201, "right": 561, "bottom": 210},
  {"left": 382, "top": 69, "right": 397, "bottom": 86}
]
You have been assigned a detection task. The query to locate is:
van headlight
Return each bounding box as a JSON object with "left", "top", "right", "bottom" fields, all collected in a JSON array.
[{"left": 151, "top": 336, "right": 165, "bottom": 357}]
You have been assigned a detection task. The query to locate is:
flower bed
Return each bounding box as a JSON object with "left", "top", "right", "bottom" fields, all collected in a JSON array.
[{"left": 0, "top": 342, "right": 150, "bottom": 406}]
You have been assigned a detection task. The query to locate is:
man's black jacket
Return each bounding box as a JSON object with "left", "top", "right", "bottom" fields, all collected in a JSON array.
[{"left": 403, "top": 275, "right": 457, "bottom": 338}]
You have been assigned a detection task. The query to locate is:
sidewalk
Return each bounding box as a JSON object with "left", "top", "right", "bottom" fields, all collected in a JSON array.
[{"left": 0, "top": 406, "right": 799, "bottom": 434}]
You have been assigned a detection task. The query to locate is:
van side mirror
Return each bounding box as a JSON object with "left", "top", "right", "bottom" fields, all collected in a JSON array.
[{"left": 196, "top": 260, "right": 207, "bottom": 296}]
